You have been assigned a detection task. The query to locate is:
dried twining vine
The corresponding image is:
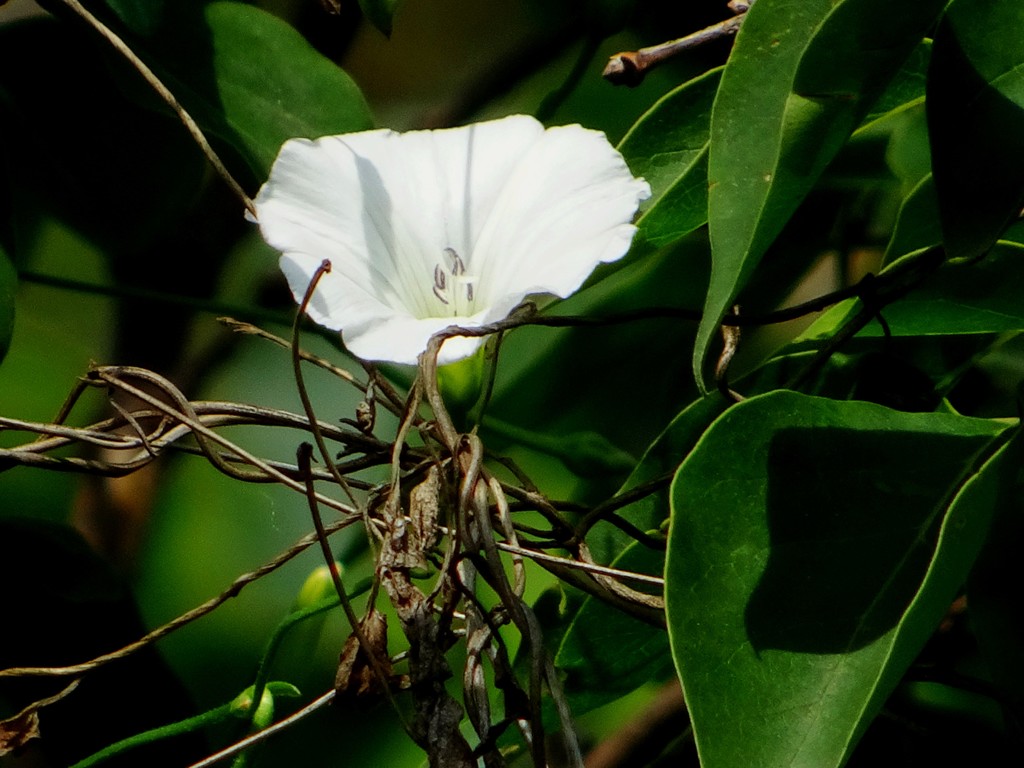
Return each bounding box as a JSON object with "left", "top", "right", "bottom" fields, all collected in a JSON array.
[
  {"left": 0, "top": 236, "right": 949, "bottom": 765},
  {"left": 0, "top": 236, "right": 948, "bottom": 765},
  {"left": 0, "top": 310, "right": 667, "bottom": 768}
]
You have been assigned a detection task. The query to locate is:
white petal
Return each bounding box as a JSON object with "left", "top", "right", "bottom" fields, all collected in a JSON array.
[
  {"left": 253, "top": 116, "right": 649, "bottom": 365},
  {"left": 345, "top": 313, "right": 490, "bottom": 367},
  {"left": 278, "top": 251, "right": 512, "bottom": 366},
  {"left": 470, "top": 123, "right": 651, "bottom": 305}
]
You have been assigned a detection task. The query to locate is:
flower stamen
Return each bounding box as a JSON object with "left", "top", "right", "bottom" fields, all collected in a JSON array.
[
  {"left": 433, "top": 247, "right": 477, "bottom": 317},
  {"left": 433, "top": 265, "right": 448, "bottom": 305}
]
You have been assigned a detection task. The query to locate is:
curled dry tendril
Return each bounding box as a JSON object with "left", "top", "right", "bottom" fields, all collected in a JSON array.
[{"left": 0, "top": 315, "right": 667, "bottom": 768}]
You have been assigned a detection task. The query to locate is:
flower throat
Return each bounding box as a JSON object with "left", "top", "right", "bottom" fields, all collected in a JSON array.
[{"left": 432, "top": 247, "right": 477, "bottom": 317}]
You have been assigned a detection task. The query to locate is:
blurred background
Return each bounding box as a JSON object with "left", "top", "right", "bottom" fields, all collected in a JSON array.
[{"left": 0, "top": 1, "right": 742, "bottom": 765}]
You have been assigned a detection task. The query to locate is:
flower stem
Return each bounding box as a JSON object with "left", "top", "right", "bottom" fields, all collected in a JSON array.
[
  {"left": 436, "top": 347, "right": 488, "bottom": 424},
  {"left": 69, "top": 704, "right": 235, "bottom": 768}
]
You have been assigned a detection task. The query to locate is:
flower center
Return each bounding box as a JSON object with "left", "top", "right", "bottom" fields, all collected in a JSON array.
[{"left": 431, "top": 247, "right": 477, "bottom": 317}]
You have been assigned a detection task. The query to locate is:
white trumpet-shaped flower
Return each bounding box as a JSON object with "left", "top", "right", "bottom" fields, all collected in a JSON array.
[{"left": 253, "top": 115, "right": 650, "bottom": 365}]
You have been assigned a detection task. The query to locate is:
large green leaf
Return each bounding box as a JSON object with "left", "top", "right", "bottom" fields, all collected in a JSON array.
[
  {"left": 666, "top": 391, "right": 1010, "bottom": 768},
  {"left": 927, "top": 0, "right": 1024, "bottom": 261},
  {"left": 618, "top": 68, "right": 721, "bottom": 249},
  {"left": 698, "top": 0, "right": 945, "bottom": 388},
  {"left": 100, "top": 2, "right": 373, "bottom": 179},
  {"left": 198, "top": 2, "right": 373, "bottom": 176}
]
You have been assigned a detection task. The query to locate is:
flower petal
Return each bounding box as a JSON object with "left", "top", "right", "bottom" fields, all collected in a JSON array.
[
  {"left": 254, "top": 115, "right": 649, "bottom": 365},
  {"left": 278, "top": 250, "right": 491, "bottom": 365},
  {"left": 344, "top": 312, "right": 491, "bottom": 366},
  {"left": 470, "top": 123, "right": 651, "bottom": 305}
]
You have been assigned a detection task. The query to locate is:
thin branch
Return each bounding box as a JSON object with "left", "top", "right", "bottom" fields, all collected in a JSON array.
[
  {"left": 221, "top": 317, "right": 366, "bottom": 391},
  {"left": 18, "top": 271, "right": 286, "bottom": 325},
  {"left": 1, "top": 401, "right": 392, "bottom": 481},
  {"left": 603, "top": 8, "right": 749, "bottom": 86},
  {"left": 187, "top": 689, "right": 337, "bottom": 768},
  {"left": 87, "top": 367, "right": 358, "bottom": 514},
  {"left": 572, "top": 471, "right": 674, "bottom": 546},
  {"left": 56, "top": 0, "right": 256, "bottom": 215},
  {"left": 489, "top": 540, "right": 665, "bottom": 587},
  {"left": 290, "top": 261, "right": 359, "bottom": 507},
  {"left": 0, "top": 520, "right": 353, "bottom": 679}
]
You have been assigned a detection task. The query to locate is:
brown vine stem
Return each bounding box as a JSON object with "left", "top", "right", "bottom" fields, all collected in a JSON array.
[
  {"left": 296, "top": 445, "right": 408, "bottom": 731},
  {"left": 571, "top": 471, "right": 674, "bottom": 545},
  {"left": 88, "top": 367, "right": 358, "bottom": 514},
  {"left": 584, "top": 678, "right": 690, "bottom": 768},
  {"left": 290, "top": 261, "right": 359, "bottom": 507},
  {"left": 476, "top": 538, "right": 665, "bottom": 587},
  {"left": 221, "top": 318, "right": 365, "bottom": 390},
  {"left": 0, "top": 520, "right": 352, "bottom": 679},
  {"left": 0, "top": 402, "right": 389, "bottom": 480},
  {"left": 187, "top": 688, "right": 337, "bottom": 768},
  {"left": 603, "top": 6, "right": 750, "bottom": 86},
  {"left": 57, "top": 0, "right": 256, "bottom": 216},
  {"left": 0, "top": 679, "right": 81, "bottom": 751},
  {"left": 715, "top": 304, "right": 744, "bottom": 402}
]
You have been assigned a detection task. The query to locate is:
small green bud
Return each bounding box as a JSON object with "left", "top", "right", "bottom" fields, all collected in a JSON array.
[
  {"left": 295, "top": 562, "right": 343, "bottom": 608},
  {"left": 230, "top": 683, "right": 300, "bottom": 729}
]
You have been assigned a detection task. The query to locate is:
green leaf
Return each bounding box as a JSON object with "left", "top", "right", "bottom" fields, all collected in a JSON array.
[
  {"left": 358, "top": 0, "right": 403, "bottom": 37},
  {"left": 588, "top": 394, "right": 730, "bottom": 563},
  {"left": 805, "top": 240, "right": 1024, "bottom": 341},
  {"left": 666, "top": 391, "right": 1010, "bottom": 768},
  {"left": 967, "top": 427, "right": 1024, "bottom": 735},
  {"left": 199, "top": 2, "right": 373, "bottom": 176},
  {"left": 882, "top": 102, "right": 932, "bottom": 192},
  {"left": 618, "top": 68, "right": 720, "bottom": 248},
  {"left": 699, "top": 0, "right": 945, "bottom": 389},
  {"left": 859, "top": 41, "right": 930, "bottom": 130},
  {"left": 0, "top": 245, "right": 14, "bottom": 365},
  {"left": 927, "top": 0, "right": 1024, "bottom": 261},
  {"left": 553, "top": 396, "right": 729, "bottom": 716},
  {"left": 105, "top": 2, "right": 373, "bottom": 179},
  {"left": 882, "top": 173, "right": 940, "bottom": 264},
  {"left": 554, "top": 543, "right": 672, "bottom": 716}
]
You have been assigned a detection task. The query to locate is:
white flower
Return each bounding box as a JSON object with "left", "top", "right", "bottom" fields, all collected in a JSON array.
[{"left": 253, "top": 115, "right": 650, "bottom": 365}]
